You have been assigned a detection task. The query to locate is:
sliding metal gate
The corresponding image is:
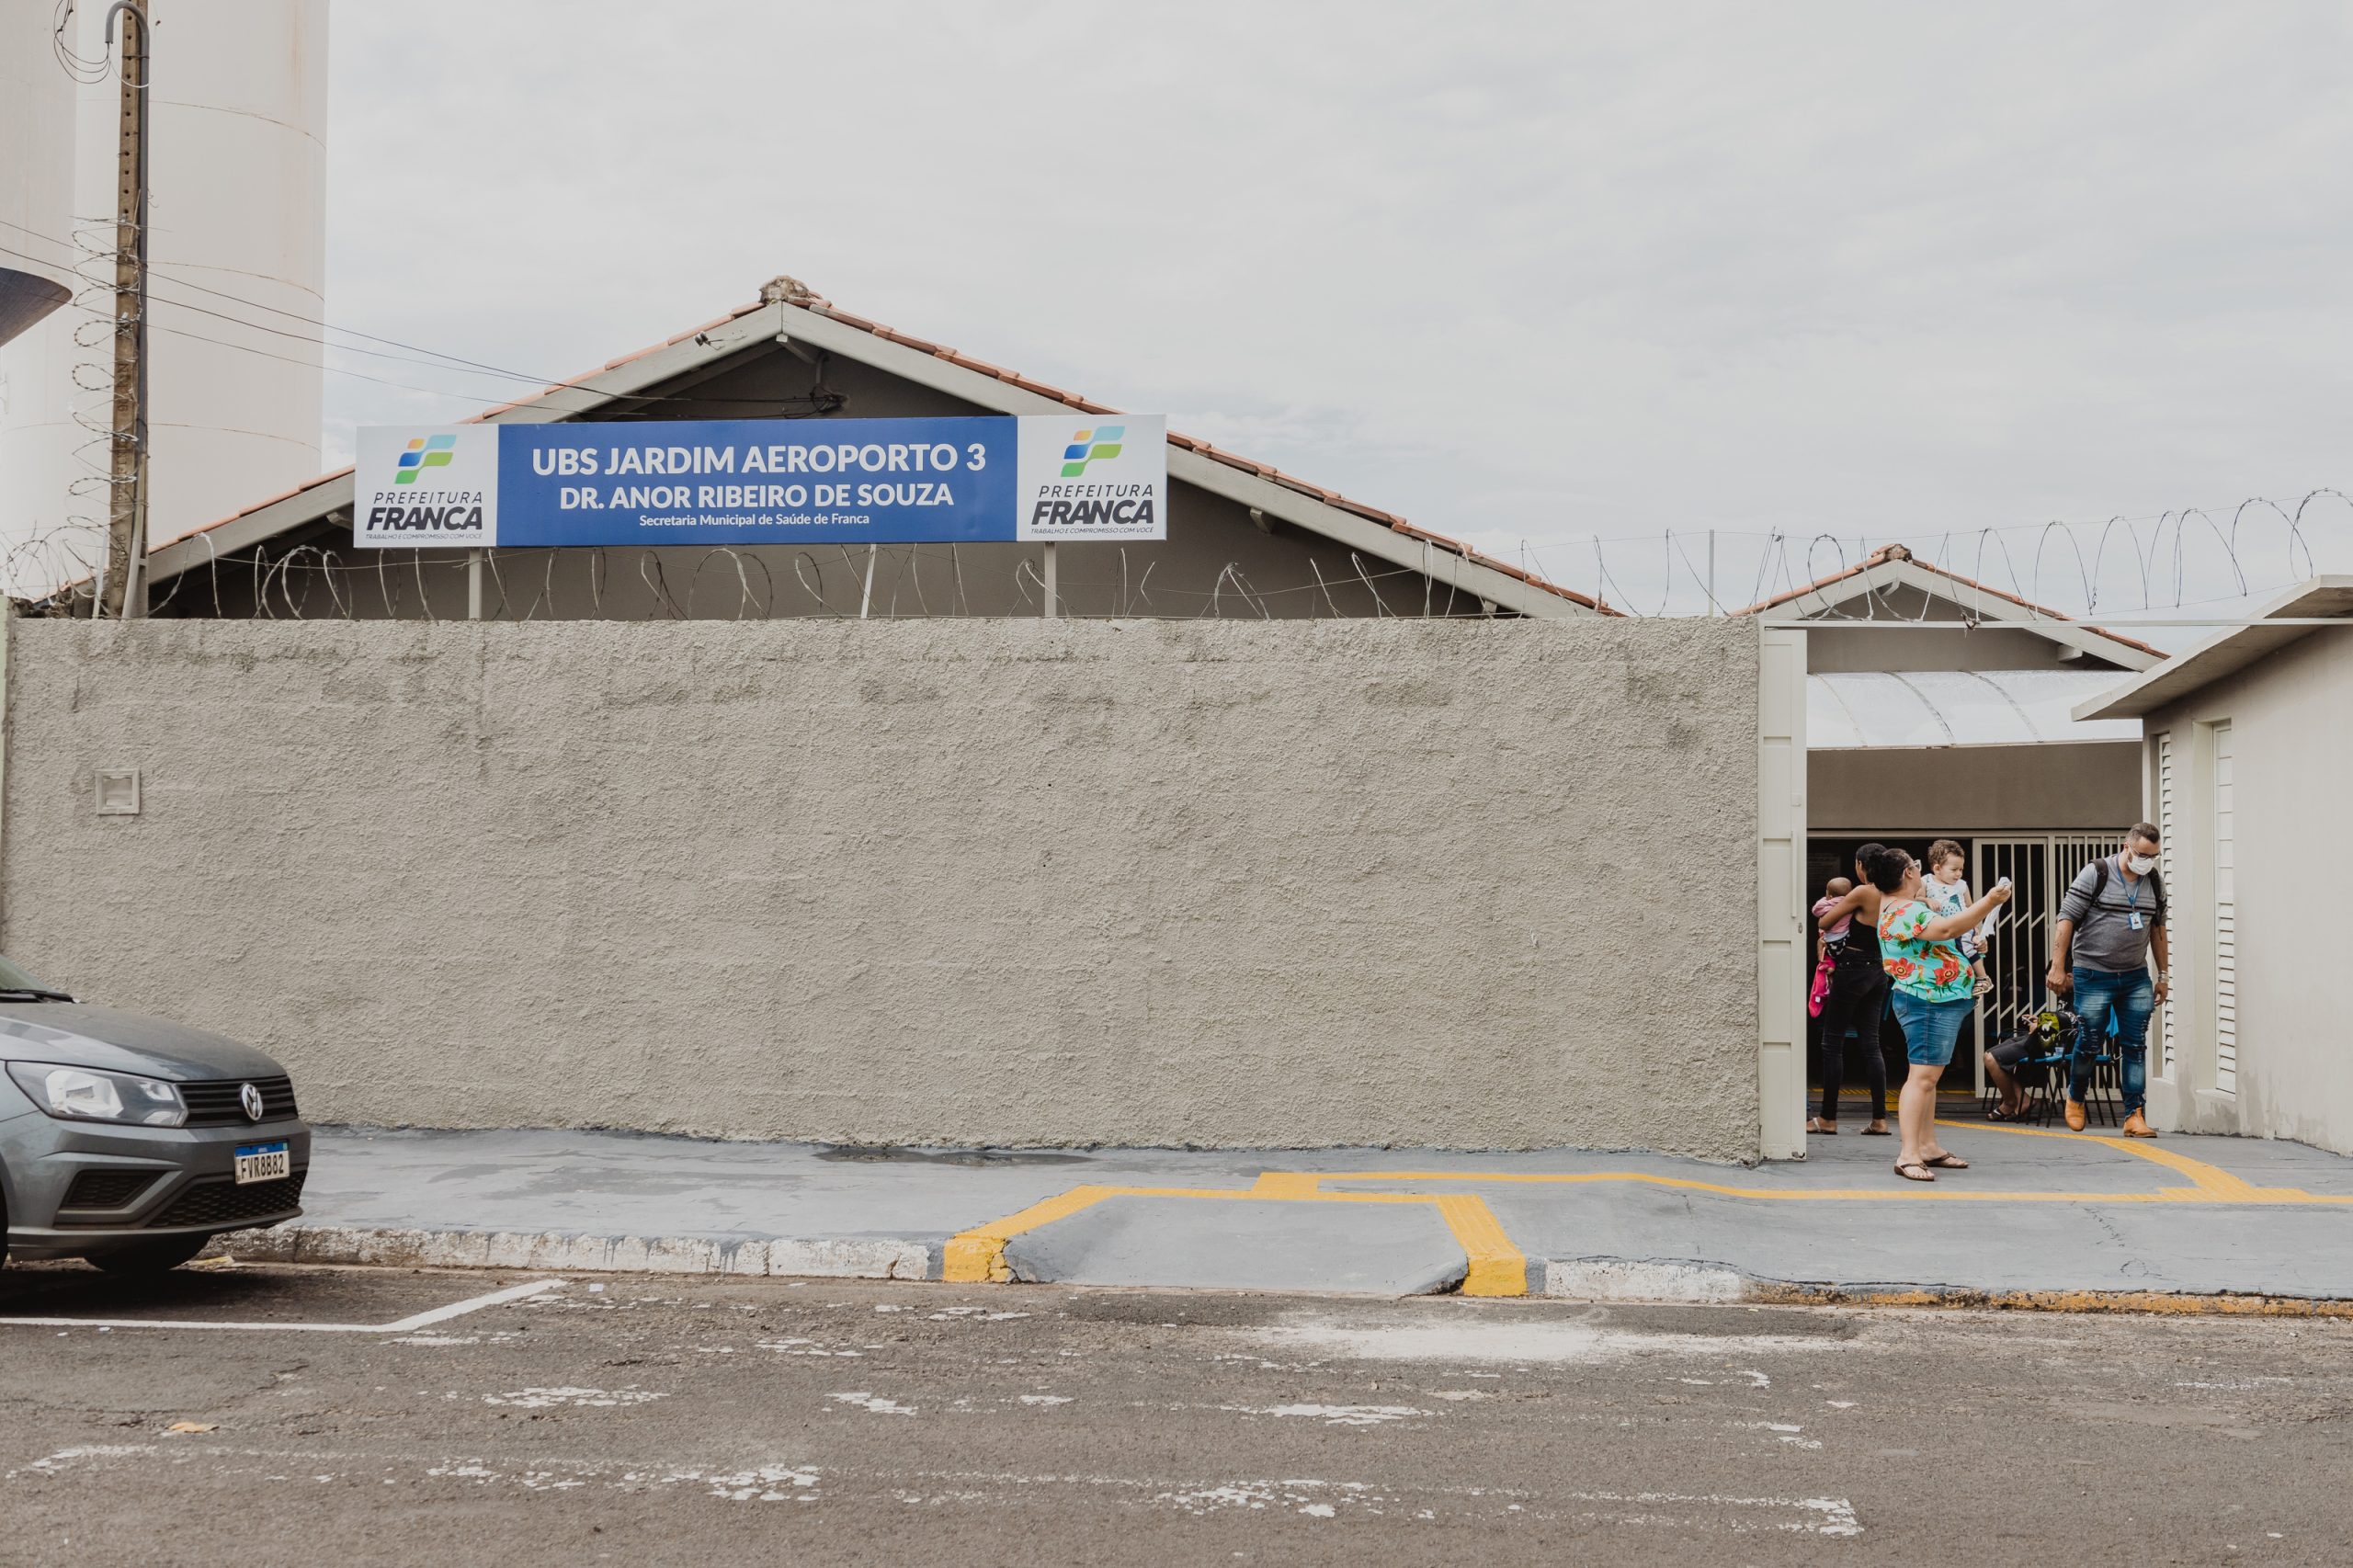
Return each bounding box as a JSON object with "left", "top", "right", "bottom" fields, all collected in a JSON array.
[{"left": 1972, "top": 834, "right": 2125, "bottom": 1062}]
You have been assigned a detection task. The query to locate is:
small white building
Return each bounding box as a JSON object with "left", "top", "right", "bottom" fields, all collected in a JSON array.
[
  {"left": 2076, "top": 578, "right": 2353, "bottom": 1154},
  {"left": 1736, "top": 545, "right": 2158, "bottom": 1070}
]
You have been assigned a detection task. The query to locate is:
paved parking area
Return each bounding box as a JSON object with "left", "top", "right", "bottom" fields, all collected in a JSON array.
[
  {"left": 239, "top": 1120, "right": 2353, "bottom": 1302},
  {"left": 5, "top": 1264, "right": 2353, "bottom": 1565}
]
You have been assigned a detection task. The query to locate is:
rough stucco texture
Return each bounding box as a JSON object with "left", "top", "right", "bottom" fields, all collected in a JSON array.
[{"left": 3, "top": 619, "right": 1761, "bottom": 1158}]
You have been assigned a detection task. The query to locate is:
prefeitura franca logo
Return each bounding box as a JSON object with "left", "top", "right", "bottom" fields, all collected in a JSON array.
[
  {"left": 355, "top": 425, "right": 497, "bottom": 547},
  {"left": 1015, "top": 415, "right": 1165, "bottom": 541},
  {"left": 394, "top": 433, "right": 458, "bottom": 483},
  {"left": 1059, "top": 425, "right": 1125, "bottom": 478}
]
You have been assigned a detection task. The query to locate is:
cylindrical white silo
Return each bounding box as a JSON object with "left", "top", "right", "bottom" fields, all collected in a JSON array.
[
  {"left": 0, "top": 0, "right": 326, "bottom": 597},
  {"left": 0, "top": 0, "right": 78, "bottom": 345},
  {"left": 0, "top": 0, "right": 93, "bottom": 594},
  {"left": 142, "top": 0, "right": 328, "bottom": 551}
]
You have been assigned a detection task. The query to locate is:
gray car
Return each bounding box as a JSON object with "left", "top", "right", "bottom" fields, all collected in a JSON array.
[{"left": 0, "top": 953, "right": 310, "bottom": 1275}]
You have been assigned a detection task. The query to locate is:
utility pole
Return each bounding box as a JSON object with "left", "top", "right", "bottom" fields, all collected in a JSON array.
[{"left": 98, "top": 2, "right": 151, "bottom": 619}]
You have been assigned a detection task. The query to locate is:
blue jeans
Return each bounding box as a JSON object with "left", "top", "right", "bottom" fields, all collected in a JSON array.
[{"left": 2068, "top": 965, "right": 2153, "bottom": 1112}]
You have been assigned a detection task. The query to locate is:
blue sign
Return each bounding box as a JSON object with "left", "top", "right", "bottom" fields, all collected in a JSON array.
[{"left": 354, "top": 415, "right": 1168, "bottom": 550}]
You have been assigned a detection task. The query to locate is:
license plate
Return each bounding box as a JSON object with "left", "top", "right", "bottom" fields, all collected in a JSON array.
[{"left": 233, "top": 1142, "right": 290, "bottom": 1185}]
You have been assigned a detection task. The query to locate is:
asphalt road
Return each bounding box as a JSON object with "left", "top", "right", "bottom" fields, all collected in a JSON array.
[{"left": 2, "top": 1261, "right": 2349, "bottom": 1566}]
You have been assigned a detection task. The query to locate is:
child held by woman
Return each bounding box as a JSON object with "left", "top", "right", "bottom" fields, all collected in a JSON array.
[{"left": 1919, "top": 840, "right": 1993, "bottom": 997}]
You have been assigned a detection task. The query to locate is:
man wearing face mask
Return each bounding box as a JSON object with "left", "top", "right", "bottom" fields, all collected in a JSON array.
[{"left": 2048, "top": 824, "right": 2170, "bottom": 1135}]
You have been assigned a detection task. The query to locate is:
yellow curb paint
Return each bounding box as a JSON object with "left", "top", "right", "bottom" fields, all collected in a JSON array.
[
  {"left": 1433, "top": 1193, "right": 1528, "bottom": 1297},
  {"left": 938, "top": 1234, "right": 1007, "bottom": 1284},
  {"left": 1932, "top": 1118, "right": 2294, "bottom": 1201},
  {"left": 941, "top": 1185, "right": 1122, "bottom": 1283},
  {"left": 941, "top": 1181, "right": 1531, "bottom": 1296},
  {"left": 1324, "top": 1170, "right": 2353, "bottom": 1205},
  {"left": 1309, "top": 1171, "right": 2206, "bottom": 1203},
  {"left": 1301, "top": 1126, "right": 2353, "bottom": 1207},
  {"left": 939, "top": 1129, "right": 2352, "bottom": 1296}
]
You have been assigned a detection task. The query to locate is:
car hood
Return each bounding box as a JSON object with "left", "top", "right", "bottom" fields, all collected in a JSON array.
[{"left": 0, "top": 1002, "right": 289, "bottom": 1082}]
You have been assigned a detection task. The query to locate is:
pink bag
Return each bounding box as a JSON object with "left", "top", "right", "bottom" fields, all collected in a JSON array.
[{"left": 1808, "top": 948, "right": 1836, "bottom": 1017}]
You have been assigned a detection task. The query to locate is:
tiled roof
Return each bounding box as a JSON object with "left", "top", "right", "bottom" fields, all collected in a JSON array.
[
  {"left": 161, "top": 301, "right": 775, "bottom": 548},
  {"left": 164, "top": 279, "right": 1614, "bottom": 615},
  {"left": 1733, "top": 542, "right": 2162, "bottom": 658}
]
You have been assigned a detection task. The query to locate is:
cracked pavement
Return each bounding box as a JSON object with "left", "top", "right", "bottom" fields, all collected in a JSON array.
[{"left": 3, "top": 1261, "right": 2351, "bottom": 1565}]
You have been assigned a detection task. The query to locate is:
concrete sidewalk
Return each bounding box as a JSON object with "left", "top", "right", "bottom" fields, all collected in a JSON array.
[{"left": 224, "top": 1120, "right": 2353, "bottom": 1308}]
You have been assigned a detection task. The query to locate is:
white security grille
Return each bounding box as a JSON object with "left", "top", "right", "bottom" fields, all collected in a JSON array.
[
  {"left": 1969, "top": 835, "right": 2125, "bottom": 1052},
  {"left": 2052, "top": 835, "right": 2123, "bottom": 896},
  {"left": 2214, "top": 723, "right": 2236, "bottom": 1095},
  {"left": 1973, "top": 838, "right": 2052, "bottom": 1046},
  {"left": 2155, "top": 732, "right": 2177, "bottom": 1077}
]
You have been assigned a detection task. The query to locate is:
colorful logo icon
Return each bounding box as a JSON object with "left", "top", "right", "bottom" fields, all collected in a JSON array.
[
  {"left": 395, "top": 433, "right": 457, "bottom": 484},
  {"left": 1059, "top": 425, "right": 1125, "bottom": 478}
]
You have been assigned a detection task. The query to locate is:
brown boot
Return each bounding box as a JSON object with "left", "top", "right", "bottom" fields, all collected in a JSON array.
[
  {"left": 2122, "top": 1109, "right": 2156, "bottom": 1138},
  {"left": 2063, "top": 1099, "right": 2087, "bottom": 1131}
]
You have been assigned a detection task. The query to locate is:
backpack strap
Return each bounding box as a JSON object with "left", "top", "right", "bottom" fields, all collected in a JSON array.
[{"left": 2091, "top": 854, "right": 2166, "bottom": 915}]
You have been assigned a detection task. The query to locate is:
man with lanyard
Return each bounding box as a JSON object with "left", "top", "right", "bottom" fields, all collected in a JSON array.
[{"left": 2047, "top": 823, "right": 2171, "bottom": 1136}]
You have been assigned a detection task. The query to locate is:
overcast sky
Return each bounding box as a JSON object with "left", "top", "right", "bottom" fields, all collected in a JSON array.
[{"left": 325, "top": 2, "right": 2353, "bottom": 623}]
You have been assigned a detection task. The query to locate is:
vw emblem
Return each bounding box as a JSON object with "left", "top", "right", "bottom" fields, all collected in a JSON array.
[{"left": 238, "top": 1082, "right": 267, "bottom": 1122}]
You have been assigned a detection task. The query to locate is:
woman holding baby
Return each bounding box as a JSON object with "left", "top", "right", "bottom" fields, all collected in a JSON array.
[
  {"left": 1809, "top": 844, "right": 1891, "bottom": 1136},
  {"left": 1862, "top": 846, "right": 2013, "bottom": 1181}
]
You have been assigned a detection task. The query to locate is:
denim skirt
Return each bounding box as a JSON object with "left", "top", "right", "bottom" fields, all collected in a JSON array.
[{"left": 1889, "top": 989, "right": 1973, "bottom": 1067}]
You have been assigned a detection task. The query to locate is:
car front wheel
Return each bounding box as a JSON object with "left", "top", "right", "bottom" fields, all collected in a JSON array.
[{"left": 90, "top": 1236, "right": 210, "bottom": 1275}]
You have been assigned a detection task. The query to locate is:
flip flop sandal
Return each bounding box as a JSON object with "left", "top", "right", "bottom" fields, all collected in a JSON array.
[
  {"left": 1894, "top": 1161, "right": 1936, "bottom": 1183},
  {"left": 1923, "top": 1153, "right": 1970, "bottom": 1169},
  {"left": 1807, "top": 1119, "right": 1837, "bottom": 1135},
  {"left": 1861, "top": 1124, "right": 1893, "bottom": 1136}
]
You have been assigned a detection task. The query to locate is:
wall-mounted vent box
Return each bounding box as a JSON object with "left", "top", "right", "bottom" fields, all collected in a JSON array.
[{"left": 95, "top": 768, "right": 142, "bottom": 816}]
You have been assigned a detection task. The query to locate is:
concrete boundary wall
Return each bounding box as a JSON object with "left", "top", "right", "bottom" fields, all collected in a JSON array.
[{"left": 0, "top": 618, "right": 1762, "bottom": 1159}]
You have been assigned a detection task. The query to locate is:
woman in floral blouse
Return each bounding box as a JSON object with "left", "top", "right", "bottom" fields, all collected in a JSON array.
[{"left": 1866, "top": 846, "right": 2013, "bottom": 1183}]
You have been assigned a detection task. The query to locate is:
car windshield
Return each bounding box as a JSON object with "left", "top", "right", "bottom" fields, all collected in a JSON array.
[{"left": 0, "top": 953, "right": 63, "bottom": 994}]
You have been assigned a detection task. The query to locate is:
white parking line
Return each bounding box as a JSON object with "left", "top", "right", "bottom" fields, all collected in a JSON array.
[
  {"left": 0, "top": 1277, "right": 564, "bottom": 1333},
  {"left": 376, "top": 1278, "right": 568, "bottom": 1332}
]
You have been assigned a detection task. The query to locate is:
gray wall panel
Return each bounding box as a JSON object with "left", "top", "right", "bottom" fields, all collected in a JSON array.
[{"left": 3, "top": 617, "right": 1761, "bottom": 1158}]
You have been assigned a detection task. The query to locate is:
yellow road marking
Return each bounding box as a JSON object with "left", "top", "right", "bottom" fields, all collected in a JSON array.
[
  {"left": 1431, "top": 1193, "right": 1527, "bottom": 1297},
  {"left": 941, "top": 1127, "right": 2349, "bottom": 1296},
  {"left": 941, "top": 1185, "right": 1120, "bottom": 1283},
  {"left": 1313, "top": 1172, "right": 2210, "bottom": 1202},
  {"left": 1298, "top": 1122, "right": 2349, "bottom": 1206},
  {"left": 1938, "top": 1118, "right": 2282, "bottom": 1199},
  {"left": 941, "top": 1182, "right": 1528, "bottom": 1295}
]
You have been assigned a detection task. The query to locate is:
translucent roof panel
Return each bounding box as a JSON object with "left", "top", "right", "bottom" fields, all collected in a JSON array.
[{"left": 1808, "top": 669, "right": 2143, "bottom": 750}]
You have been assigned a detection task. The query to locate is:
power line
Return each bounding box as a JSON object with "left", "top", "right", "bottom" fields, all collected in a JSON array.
[
  {"left": 50, "top": 0, "right": 114, "bottom": 85},
  {"left": 36, "top": 286, "right": 838, "bottom": 416},
  {"left": 53, "top": 296, "right": 522, "bottom": 403},
  {"left": 6, "top": 214, "right": 619, "bottom": 388},
  {"left": 1, "top": 221, "right": 824, "bottom": 415}
]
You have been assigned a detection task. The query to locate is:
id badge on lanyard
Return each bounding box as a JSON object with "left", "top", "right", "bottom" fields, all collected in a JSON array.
[{"left": 2128, "top": 911, "right": 2144, "bottom": 931}]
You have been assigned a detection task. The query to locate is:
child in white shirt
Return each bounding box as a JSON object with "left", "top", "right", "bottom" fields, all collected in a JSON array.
[{"left": 1925, "top": 840, "right": 1994, "bottom": 996}]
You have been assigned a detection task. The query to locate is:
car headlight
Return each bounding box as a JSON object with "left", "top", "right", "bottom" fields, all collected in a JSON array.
[{"left": 4, "top": 1062, "right": 188, "bottom": 1127}]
